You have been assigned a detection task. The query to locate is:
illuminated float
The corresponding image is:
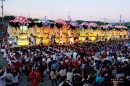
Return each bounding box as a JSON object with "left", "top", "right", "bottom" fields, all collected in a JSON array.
[
  {"left": 8, "top": 16, "right": 29, "bottom": 46},
  {"left": 7, "top": 16, "right": 129, "bottom": 47},
  {"left": 100, "top": 24, "right": 113, "bottom": 41},
  {"left": 79, "top": 22, "right": 89, "bottom": 42},
  {"left": 69, "top": 21, "right": 79, "bottom": 44},
  {"left": 55, "top": 19, "right": 67, "bottom": 44},
  {"left": 114, "top": 25, "right": 129, "bottom": 39}
]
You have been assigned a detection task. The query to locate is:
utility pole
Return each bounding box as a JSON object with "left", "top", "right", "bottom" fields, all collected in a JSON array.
[
  {"left": 90, "top": 16, "right": 92, "bottom": 22},
  {"left": 104, "top": 18, "right": 107, "bottom": 25},
  {"left": 1, "top": 0, "right": 5, "bottom": 23},
  {"left": 90, "top": 16, "right": 93, "bottom": 22},
  {"left": 119, "top": 15, "right": 122, "bottom": 26},
  {"left": 123, "top": 20, "right": 124, "bottom": 26},
  {"left": 29, "top": 11, "right": 30, "bottom": 18},
  {"left": 68, "top": 12, "right": 71, "bottom": 22},
  {"left": 0, "top": 0, "right": 5, "bottom": 44}
]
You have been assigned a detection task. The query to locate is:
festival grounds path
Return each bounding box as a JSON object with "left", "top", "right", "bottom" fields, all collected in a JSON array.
[{"left": 0, "top": 53, "right": 60, "bottom": 86}]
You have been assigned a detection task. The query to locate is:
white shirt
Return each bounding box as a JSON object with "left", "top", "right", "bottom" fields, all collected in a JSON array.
[
  {"left": 47, "top": 58, "right": 51, "bottom": 64},
  {"left": 1, "top": 48, "right": 5, "bottom": 53},
  {"left": 59, "top": 69, "right": 66, "bottom": 77},
  {"left": 92, "top": 56, "right": 99, "bottom": 61},
  {"left": 52, "top": 54, "right": 57, "bottom": 60},
  {"left": 103, "top": 56, "right": 109, "bottom": 61},
  {"left": 67, "top": 72, "right": 73, "bottom": 82},
  {"left": 115, "top": 73, "right": 124, "bottom": 79},
  {"left": 73, "top": 52, "right": 77, "bottom": 61},
  {"left": 0, "top": 69, "right": 6, "bottom": 86},
  {"left": 117, "top": 57, "right": 121, "bottom": 61},
  {"left": 120, "top": 57, "right": 125, "bottom": 62},
  {"left": 107, "top": 51, "right": 109, "bottom": 55},
  {"left": 5, "top": 73, "right": 13, "bottom": 84}
]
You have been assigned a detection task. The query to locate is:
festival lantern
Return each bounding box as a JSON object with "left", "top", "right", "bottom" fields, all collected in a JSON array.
[
  {"left": 89, "top": 22, "right": 98, "bottom": 30},
  {"left": 50, "top": 22, "right": 54, "bottom": 28},
  {"left": 41, "top": 18, "right": 50, "bottom": 26},
  {"left": 13, "top": 16, "right": 28, "bottom": 25},
  {"left": 115, "top": 25, "right": 127, "bottom": 31},
  {"left": 105, "top": 24, "right": 113, "bottom": 30},
  {"left": 28, "top": 22, "right": 35, "bottom": 28},
  {"left": 69, "top": 21, "right": 78, "bottom": 39},
  {"left": 100, "top": 25, "right": 105, "bottom": 31},
  {"left": 9, "top": 16, "right": 29, "bottom": 28},
  {"left": 100, "top": 24, "right": 113, "bottom": 31},
  {"left": 33, "top": 19, "right": 42, "bottom": 27},
  {"left": 55, "top": 19, "right": 66, "bottom": 29},
  {"left": 80, "top": 22, "right": 88, "bottom": 29},
  {"left": 69, "top": 21, "right": 78, "bottom": 29}
]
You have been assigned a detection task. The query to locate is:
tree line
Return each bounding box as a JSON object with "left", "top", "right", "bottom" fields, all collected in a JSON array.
[{"left": 0, "top": 15, "right": 130, "bottom": 26}]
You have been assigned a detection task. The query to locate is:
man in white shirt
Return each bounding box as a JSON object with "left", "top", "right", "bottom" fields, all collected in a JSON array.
[
  {"left": 67, "top": 69, "right": 73, "bottom": 83},
  {"left": 73, "top": 51, "right": 77, "bottom": 61},
  {"left": 59, "top": 68, "right": 67, "bottom": 82},
  {"left": 5, "top": 68, "right": 13, "bottom": 86}
]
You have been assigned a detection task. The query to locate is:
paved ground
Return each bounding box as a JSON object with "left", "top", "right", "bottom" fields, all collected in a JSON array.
[
  {"left": 18, "top": 72, "right": 57, "bottom": 86},
  {"left": 19, "top": 72, "right": 60, "bottom": 86},
  {"left": 0, "top": 53, "right": 8, "bottom": 68},
  {"left": 0, "top": 53, "right": 60, "bottom": 86}
]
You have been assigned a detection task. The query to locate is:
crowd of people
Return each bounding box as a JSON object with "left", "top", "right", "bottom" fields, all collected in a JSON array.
[{"left": 0, "top": 38, "right": 130, "bottom": 86}]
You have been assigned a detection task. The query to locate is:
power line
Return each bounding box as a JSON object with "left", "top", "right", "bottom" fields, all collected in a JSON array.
[
  {"left": 4, "top": 9, "right": 30, "bottom": 16},
  {"left": 5, "top": 0, "right": 74, "bottom": 20},
  {"left": 5, "top": 0, "right": 68, "bottom": 13}
]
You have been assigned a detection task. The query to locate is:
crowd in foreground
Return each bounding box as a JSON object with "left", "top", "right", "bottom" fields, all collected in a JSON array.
[{"left": 0, "top": 39, "right": 130, "bottom": 86}]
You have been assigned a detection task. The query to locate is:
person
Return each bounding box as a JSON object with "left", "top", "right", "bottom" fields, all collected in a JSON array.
[
  {"left": 9, "top": 62, "right": 20, "bottom": 86},
  {"left": 0, "top": 67, "right": 6, "bottom": 86},
  {"left": 66, "top": 69, "right": 73, "bottom": 83},
  {"left": 73, "top": 51, "right": 77, "bottom": 61},
  {"left": 59, "top": 68, "right": 67, "bottom": 82},
  {"left": 0, "top": 46, "right": 5, "bottom": 54},
  {"left": 33, "top": 37, "right": 36, "bottom": 45},
  {"left": 59, "top": 36, "right": 63, "bottom": 44},
  {"left": 82, "top": 74, "right": 94, "bottom": 86},
  {"left": 115, "top": 69, "right": 124, "bottom": 79},
  {"left": 39, "top": 37, "right": 43, "bottom": 45},
  {"left": 5, "top": 68, "right": 13, "bottom": 86},
  {"left": 53, "top": 35, "right": 56, "bottom": 44},
  {"left": 25, "top": 62, "right": 32, "bottom": 81},
  {"left": 12, "top": 37, "right": 17, "bottom": 47},
  {"left": 113, "top": 81, "right": 118, "bottom": 86},
  {"left": 94, "top": 73, "right": 104, "bottom": 85},
  {"left": 66, "top": 34, "right": 68, "bottom": 45},
  {"left": 29, "top": 67, "right": 41, "bottom": 86},
  {"left": 51, "top": 35, "right": 54, "bottom": 44},
  {"left": 50, "top": 69, "right": 58, "bottom": 86},
  {"left": 38, "top": 60, "right": 47, "bottom": 83},
  {"left": 85, "top": 37, "right": 88, "bottom": 43},
  {"left": 72, "top": 69, "right": 82, "bottom": 86},
  {"left": 30, "top": 36, "right": 34, "bottom": 46},
  {"left": 59, "top": 75, "right": 73, "bottom": 86},
  {"left": 74, "top": 58, "right": 81, "bottom": 72}
]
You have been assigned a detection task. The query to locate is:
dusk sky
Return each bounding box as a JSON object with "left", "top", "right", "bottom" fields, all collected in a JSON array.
[{"left": 3, "top": 0, "right": 130, "bottom": 22}]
